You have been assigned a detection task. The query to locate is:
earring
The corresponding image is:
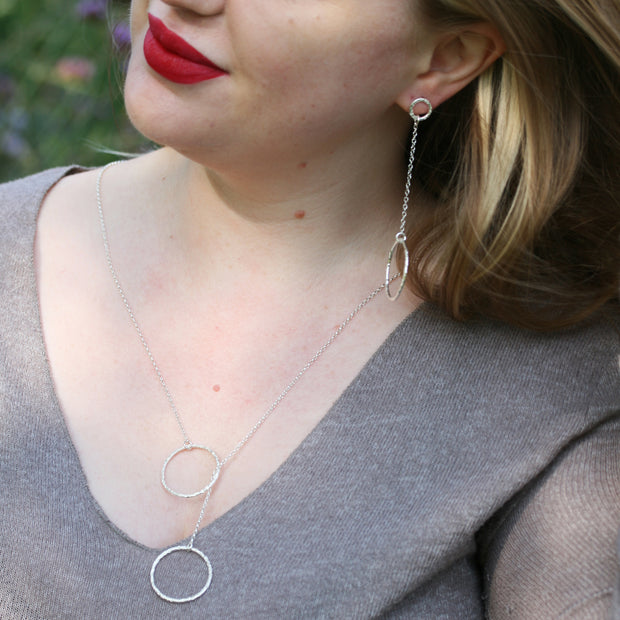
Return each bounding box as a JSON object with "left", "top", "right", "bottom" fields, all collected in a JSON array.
[{"left": 385, "top": 97, "right": 433, "bottom": 301}]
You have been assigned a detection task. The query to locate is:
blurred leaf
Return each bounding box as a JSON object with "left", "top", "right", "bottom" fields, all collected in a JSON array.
[{"left": 0, "top": 0, "right": 17, "bottom": 19}]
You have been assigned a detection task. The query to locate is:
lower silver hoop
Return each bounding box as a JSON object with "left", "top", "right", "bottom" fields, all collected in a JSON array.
[
  {"left": 161, "top": 444, "right": 221, "bottom": 498},
  {"left": 150, "top": 545, "right": 213, "bottom": 604},
  {"left": 385, "top": 236, "right": 409, "bottom": 301}
]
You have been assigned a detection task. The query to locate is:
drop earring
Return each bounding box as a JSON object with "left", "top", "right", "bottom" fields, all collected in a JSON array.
[{"left": 385, "top": 97, "right": 432, "bottom": 301}]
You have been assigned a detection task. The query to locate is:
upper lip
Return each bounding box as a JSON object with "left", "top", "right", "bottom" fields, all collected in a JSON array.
[{"left": 147, "top": 13, "right": 226, "bottom": 71}]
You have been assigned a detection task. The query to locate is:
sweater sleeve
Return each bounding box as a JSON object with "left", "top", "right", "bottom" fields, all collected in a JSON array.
[{"left": 478, "top": 414, "right": 620, "bottom": 619}]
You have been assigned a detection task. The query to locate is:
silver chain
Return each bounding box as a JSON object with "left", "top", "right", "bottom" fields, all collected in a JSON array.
[
  {"left": 397, "top": 116, "right": 419, "bottom": 240},
  {"left": 96, "top": 163, "right": 192, "bottom": 445},
  {"left": 96, "top": 161, "right": 394, "bottom": 557}
]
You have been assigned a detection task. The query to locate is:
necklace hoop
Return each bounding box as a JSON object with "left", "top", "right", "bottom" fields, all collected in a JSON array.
[
  {"left": 150, "top": 545, "right": 213, "bottom": 603},
  {"left": 161, "top": 444, "right": 222, "bottom": 499}
]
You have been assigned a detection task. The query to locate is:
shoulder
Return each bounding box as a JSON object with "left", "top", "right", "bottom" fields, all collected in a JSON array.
[
  {"left": 479, "top": 414, "right": 620, "bottom": 617},
  {"left": 405, "top": 309, "right": 620, "bottom": 615},
  {"left": 374, "top": 304, "right": 619, "bottom": 508},
  {"left": 0, "top": 166, "right": 86, "bottom": 210},
  {"left": 407, "top": 304, "right": 619, "bottom": 422},
  {"left": 0, "top": 166, "right": 92, "bottom": 338},
  {"left": 0, "top": 166, "right": 88, "bottom": 245}
]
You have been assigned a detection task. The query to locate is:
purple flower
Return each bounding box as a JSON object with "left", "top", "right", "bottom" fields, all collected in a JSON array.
[
  {"left": 112, "top": 22, "right": 131, "bottom": 49},
  {"left": 75, "top": 0, "right": 108, "bottom": 20}
]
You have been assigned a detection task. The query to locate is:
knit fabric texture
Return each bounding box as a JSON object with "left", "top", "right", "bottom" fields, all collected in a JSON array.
[{"left": 1, "top": 168, "right": 619, "bottom": 619}]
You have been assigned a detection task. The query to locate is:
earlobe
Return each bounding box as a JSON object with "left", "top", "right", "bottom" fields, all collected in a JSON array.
[{"left": 396, "top": 21, "right": 505, "bottom": 112}]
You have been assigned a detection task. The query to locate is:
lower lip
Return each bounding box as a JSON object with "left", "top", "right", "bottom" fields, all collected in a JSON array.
[{"left": 143, "top": 28, "right": 227, "bottom": 84}]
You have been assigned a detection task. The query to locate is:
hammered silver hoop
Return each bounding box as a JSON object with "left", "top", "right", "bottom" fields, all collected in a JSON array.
[
  {"left": 161, "top": 444, "right": 221, "bottom": 499},
  {"left": 150, "top": 545, "right": 213, "bottom": 604},
  {"left": 409, "top": 97, "right": 432, "bottom": 122}
]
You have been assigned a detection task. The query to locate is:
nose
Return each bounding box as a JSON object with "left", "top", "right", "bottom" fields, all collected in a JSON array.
[{"left": 159, "top": 0, "right": 225, "bottom": 17}]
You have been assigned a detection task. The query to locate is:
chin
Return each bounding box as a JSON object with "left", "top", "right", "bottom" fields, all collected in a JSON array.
[
  {"left": 123, "top": 52, "right": 232, "bottom": 161},
  {"left": 124, "top": 77, "right": 226, "bottom": 170},
  {"left": 124, "top": 62, "right": 192, "bottom": 151}
]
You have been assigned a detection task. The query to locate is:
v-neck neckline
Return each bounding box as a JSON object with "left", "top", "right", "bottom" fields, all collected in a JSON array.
[{"left": 28, "top": 165, "right": 430, "bottom": 552}]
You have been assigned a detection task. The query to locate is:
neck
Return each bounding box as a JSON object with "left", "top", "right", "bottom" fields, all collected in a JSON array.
[{"left": 106, "top": 113, "right": 423, "bottom": 304}]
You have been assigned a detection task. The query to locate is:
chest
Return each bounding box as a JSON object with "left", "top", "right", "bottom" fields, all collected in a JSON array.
[{"left": 35, "top": 229, "right": 415, "bottom": 548}]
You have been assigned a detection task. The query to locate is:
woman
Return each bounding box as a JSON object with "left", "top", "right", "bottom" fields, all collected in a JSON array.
[{"left": 1, "top": 0, "right": 618, "bottom": 617}]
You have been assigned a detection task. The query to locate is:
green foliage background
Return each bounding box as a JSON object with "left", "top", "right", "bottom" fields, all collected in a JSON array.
[{"left": 0, "top": 0, "right": 151, "bottom": 183}]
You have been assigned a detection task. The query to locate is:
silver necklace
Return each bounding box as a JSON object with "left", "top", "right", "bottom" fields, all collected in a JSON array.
[{"left": 96, "top": 161, "right": 393, "bottom": 604}]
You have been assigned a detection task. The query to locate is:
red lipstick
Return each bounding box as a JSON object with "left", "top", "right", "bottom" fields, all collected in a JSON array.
[{"left": 143, "top": 13, "right": 227, "bottom": 84}]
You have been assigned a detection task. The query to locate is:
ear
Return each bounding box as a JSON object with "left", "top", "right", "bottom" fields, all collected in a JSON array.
[{"left": 396, "top": 21, "right": 505, "bottom": 113}]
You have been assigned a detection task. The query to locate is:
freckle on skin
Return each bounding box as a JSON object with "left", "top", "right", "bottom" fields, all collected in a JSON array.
[
  {"left": 212, "top": 385, "right": 221, "bottom": 392},
  {"left": 298, "top": 162, "right": 307, "bottom": 169},
  {"left": 294, "top": 210, "right": 306, "bottom": 220}
]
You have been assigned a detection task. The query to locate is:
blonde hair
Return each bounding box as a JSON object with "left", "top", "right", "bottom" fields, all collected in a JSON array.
[{"left": 410, "top": 0, "right": 619, "bottom": 329}]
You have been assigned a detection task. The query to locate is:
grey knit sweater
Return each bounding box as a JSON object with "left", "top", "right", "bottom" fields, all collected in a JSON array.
[{"left": 1, "top": 168, "right": 619, "bottom": 619}]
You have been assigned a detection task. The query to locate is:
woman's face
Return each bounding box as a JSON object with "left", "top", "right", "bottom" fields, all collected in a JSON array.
[{"left": 126, "top": 0, "right": 429, "bottom": 169}]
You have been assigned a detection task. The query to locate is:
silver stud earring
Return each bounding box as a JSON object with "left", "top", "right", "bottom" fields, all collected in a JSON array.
[{"left": 385, "top": 97, "right": 432, "bottom": 301}]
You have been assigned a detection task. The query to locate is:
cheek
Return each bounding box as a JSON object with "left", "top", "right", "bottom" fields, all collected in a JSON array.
[
  {"left": 242, "top": 37, "right": 414, "bottom": 129},
  {"left": 246, "top": 12, "right": 416, "bottom": 99}
]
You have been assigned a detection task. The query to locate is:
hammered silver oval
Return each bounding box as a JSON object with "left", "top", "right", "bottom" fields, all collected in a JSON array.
[{"left": 385, "top": 237, "right": 409, "bottom": 301}]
